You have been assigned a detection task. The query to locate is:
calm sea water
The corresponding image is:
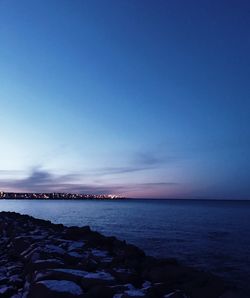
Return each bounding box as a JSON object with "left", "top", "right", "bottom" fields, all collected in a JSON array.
[{"left": 0, "top": 199, "right": 250, "bottom": 293}]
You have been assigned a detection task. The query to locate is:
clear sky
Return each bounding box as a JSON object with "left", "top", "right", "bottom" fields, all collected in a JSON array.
[{"left": 0, "top": 0, "right": 250, "bottom": 199}]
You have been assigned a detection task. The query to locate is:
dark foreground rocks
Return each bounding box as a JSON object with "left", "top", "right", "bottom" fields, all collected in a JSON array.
[{"left": 0, "top": 212, "right": 246, "bottom": 298}]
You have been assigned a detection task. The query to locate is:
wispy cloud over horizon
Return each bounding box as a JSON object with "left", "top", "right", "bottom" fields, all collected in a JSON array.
[
  {"left": 0, "top": 167, "right": 179, "bottom": 197},
  {"left": 0, "top": 168, "right": 112, "bottom": 194}
]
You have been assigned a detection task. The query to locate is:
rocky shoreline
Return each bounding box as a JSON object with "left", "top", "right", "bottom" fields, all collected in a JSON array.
[{"left": 0, "top": 212, "right": 245, "bottom": 298}]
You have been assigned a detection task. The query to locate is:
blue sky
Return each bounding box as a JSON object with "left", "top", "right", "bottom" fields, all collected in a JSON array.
[{"left": 0, "top": 0, "right": 250, "bottom": 198}]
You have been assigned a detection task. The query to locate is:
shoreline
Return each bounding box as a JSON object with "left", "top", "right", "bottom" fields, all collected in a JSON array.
[
  {"left": 0, "top": 211, "right": 246, "bottom": 298},
  {"left": 1, "top": 198, "right": 250, "bottom": 202}
]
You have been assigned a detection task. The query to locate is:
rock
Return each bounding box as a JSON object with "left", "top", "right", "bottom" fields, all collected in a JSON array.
[
  {"left": 112, "top": 283, "right": 155, "bottom": 298},
  {"left": 10, "top": 293, "right": 23, "bottom": 298},
  {"left": 91, "top": 249, "right": 108, "bottom": 258},
  {"left": 164, "top": 290, "right": 188, "bottom": 298},
  {"left": 8, "top": 274, "right": 24, "bottom": 288},
  {"left": 29, "top": 259, "right": 65, "bottom": 272},
  {"left": 219, "top": 290, "right": 249, "bottom": 298},
  {"left": 62, "top": 226, "right": 91, "bottom": 241},
  {"left": 113, "top": 268, "right": 141, "bottom": 285},
  {"left": 81, "top": 271, "right": 116, "bottom": 289},
  {"left": 85, "top": 285, "right": 116, "bottom": 298},
  {"left": 67, "top": 241, "right": 85, "bottom": 252},
  {"left": 28, "top": 279, "right": 84, "bottom": 298},
  {"left": 0, "top": 285, "right": 16, "bottom": 297},
  {"left": 0, "top": 277, "right": 8, "bottom": 285},
  {"left": 9, "top": 236, "right": 34, "bottom": 255},
  {"left": 34, "top": 268, "right": 116, "bottom": 290},
  {"left": 121, "top": 283, "right": 146, "bottom": 297},
  {"left": 6, "top": 263, "right": 23, "bottom": 276}
]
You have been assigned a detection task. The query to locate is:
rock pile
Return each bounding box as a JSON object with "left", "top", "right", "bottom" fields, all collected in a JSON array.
[{"left": 0, "top": 212, "right": 245, "bottom": 298}]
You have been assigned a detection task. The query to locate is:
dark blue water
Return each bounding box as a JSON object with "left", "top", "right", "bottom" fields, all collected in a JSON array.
[{"left": 0, "top": 199, "right": 250, "bottom": 292}]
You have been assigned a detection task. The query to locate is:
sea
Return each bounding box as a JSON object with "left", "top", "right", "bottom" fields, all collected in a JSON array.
[{"left": 0, "top": 199, "right": 249, "bottom": 293}]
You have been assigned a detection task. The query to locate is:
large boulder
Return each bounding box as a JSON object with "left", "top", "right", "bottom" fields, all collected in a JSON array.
[{"left": 28, "top": 279, "right": 84, "bottom": 298}]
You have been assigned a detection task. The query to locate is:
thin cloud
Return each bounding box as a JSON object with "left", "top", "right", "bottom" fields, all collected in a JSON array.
[
  {"left": 133, "top": 152, "right": 163, "bottom": 166},
  {"left": 0, "top": 151, "right": 178, "bottom": 194},
  {"left": 0, "top": 170, "right": 25, "bottom": 176},
  {"left": 0, "top": 169, "right": 114, "bottom": 194},
  {"left": 91, "top": 151, "right": 174, "bottom": 176},
  {"left": 0, "top": 168, "right": 178, "bottom": 195}
]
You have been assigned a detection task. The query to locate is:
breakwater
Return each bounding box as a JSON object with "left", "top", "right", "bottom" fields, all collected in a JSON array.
[{"left": 0, "top": 212, "right": 245, "bottom": 298}]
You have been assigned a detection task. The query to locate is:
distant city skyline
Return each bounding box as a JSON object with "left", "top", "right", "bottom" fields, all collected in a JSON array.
[
  {"left": 0, "top": 191, "right": 123, "bottom": 200},
  {"left": 1, "top": 1, "right": 250, "bottom": 199}
]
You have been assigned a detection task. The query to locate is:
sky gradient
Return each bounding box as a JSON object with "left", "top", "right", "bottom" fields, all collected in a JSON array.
[{"left": 1, "top": 0, "right": 250, "bottom": 199}]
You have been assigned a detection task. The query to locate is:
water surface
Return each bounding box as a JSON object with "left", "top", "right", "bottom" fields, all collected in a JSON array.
[{"left": 0, "top": 199, "right": 249, "bottom": 292}]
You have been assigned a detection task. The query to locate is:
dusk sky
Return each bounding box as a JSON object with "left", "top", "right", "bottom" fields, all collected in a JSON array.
[{"left": 0, "top": 0, "right": 250, "bottom": 199}]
